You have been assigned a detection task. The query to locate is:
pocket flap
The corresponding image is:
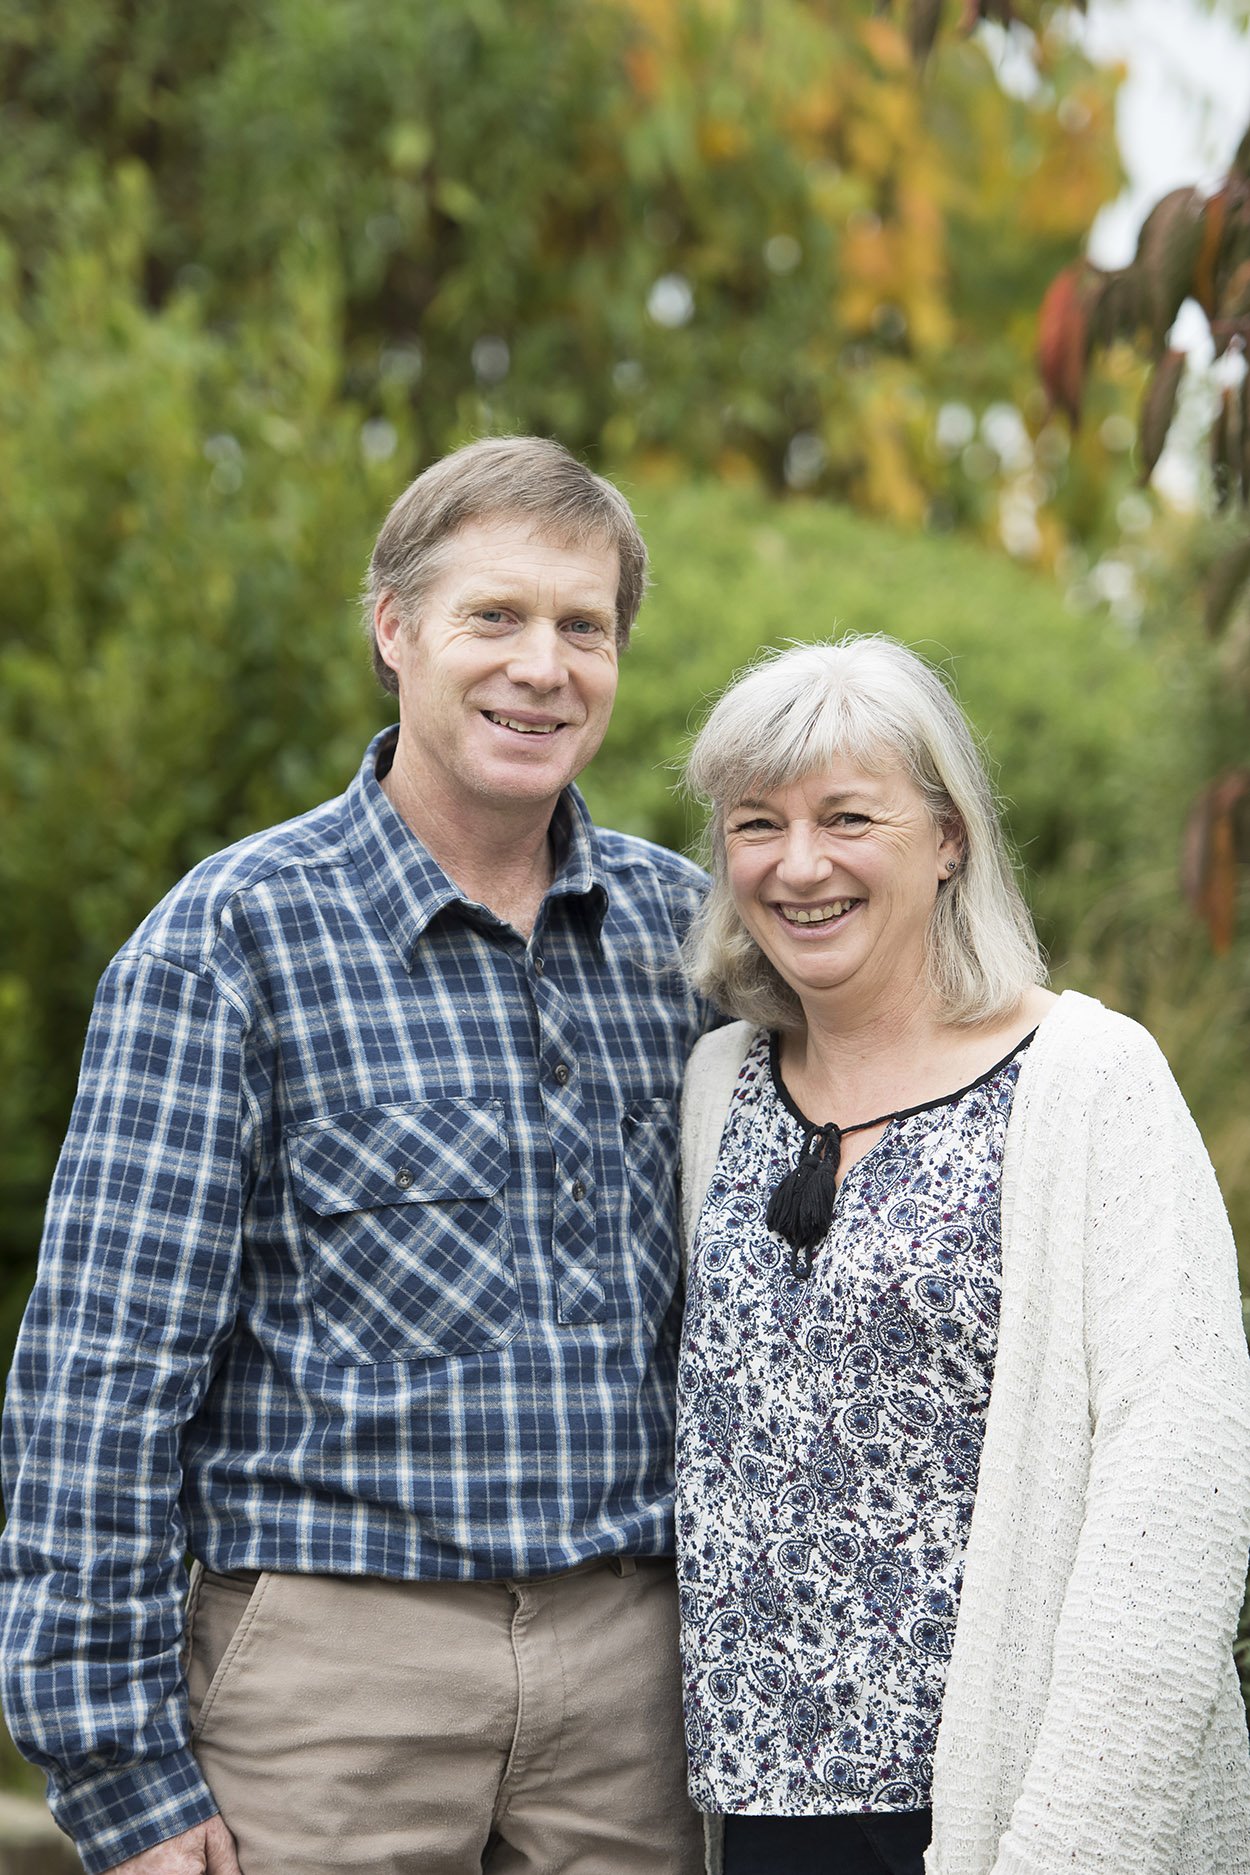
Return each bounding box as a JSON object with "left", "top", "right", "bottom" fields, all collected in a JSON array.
[{"left": 286, "top": 1100, "right": 509, "bottom": 1216}]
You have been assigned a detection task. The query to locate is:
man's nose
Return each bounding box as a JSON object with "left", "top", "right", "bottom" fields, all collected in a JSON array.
[
  {"left": 775, "top": 826, "right": 832, "bottom": 890},
  {"left": 506, "top": 622, "right": 567, "bottom": 692}
]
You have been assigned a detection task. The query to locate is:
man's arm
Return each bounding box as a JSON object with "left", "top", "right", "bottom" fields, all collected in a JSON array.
[{"left": 0, "top": 951, "right": 252, "bottom": 1875}]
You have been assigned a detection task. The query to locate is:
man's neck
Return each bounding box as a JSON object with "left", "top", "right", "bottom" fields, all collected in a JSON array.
[{"left": 380, "top": 746, "right": 557, "bottom": 938}]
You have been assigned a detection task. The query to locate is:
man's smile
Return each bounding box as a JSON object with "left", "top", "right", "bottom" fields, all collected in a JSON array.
[{"left": 482, "top": 709, "right": 566, "bottom": 737}]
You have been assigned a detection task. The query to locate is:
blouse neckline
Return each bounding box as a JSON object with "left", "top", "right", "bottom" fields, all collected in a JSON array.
[{"left": 768, "top": 1026, "right": 1038, "bottom": 1137}]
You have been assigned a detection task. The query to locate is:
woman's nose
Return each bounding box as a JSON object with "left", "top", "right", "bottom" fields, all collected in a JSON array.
[{"left": 774, "top": 826, "right": 832, "bottom": 889}]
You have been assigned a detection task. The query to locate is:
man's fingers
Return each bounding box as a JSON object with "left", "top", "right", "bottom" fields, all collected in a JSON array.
[
  {"left": 202, "top": 1813, "right": 244, "bottom": 1875},
  {"left": 103, "top": 1814, "right": 241, "bottom": 1875},
  {"left": 104, "top": 1819, "right": 217, "bottom": 1873}
]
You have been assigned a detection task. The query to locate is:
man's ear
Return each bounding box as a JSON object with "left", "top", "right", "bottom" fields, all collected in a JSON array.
[{"left": 374, "top": 592, "right": 410, "bottom": 677}]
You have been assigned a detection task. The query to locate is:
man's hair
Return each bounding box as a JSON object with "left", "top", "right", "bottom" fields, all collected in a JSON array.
[
  {"left": 682, "top": 635, "right": 1046, "bottom": 1029},
  {"left": 363, "top": 436, "right": 649, "bottom": 693}
]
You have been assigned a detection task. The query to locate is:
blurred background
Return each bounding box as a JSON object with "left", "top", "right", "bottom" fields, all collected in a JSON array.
[{"left": 2, "top": 0, "right": 1249, "bottom": 1815}]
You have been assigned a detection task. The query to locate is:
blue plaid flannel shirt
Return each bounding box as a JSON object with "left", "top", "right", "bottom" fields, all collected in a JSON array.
[{"left": 0, "top": 727, "right": 714, "bottom": 1873}]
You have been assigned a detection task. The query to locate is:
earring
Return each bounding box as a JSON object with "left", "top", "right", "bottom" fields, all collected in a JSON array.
[{"left": 945, "top": 859, "right": 958, "bottom": 874}]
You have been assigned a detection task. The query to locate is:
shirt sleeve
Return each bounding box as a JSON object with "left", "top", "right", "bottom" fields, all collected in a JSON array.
[
  {"left": 0, "top": 950, "right": 253, "bottom": 1874},
  {"left": 990, "top": 1027, "right": 1250, "bottom": 1875}
]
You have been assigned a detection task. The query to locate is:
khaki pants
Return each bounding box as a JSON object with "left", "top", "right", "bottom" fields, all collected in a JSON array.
[{"left": 184, "top": 1558, "right": 705, "bottom": 1875}]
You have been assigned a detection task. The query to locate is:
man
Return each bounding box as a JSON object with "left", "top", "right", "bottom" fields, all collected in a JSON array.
[{"left": 0, "top": 438, "right": 712, "bottom": 1875}]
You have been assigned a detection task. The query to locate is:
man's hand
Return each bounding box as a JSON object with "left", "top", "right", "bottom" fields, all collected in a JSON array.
[{"left": 105, "top": 1815, "right": 243, "bottom": 1875}]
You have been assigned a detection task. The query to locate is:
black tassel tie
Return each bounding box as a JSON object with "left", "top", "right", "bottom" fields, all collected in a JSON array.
[
  {"left": 766, "top": 1124, "right": 843, "bottom": 1279},
  {"left": 766, "top": 1106, "right": 917, "bottom": 1281}
]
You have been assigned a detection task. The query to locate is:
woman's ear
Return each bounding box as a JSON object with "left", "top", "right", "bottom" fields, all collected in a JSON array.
[{"left": 938, "top": 815, "right": 966, "bottom": 881}]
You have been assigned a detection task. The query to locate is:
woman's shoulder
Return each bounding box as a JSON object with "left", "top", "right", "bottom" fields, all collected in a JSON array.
[
  {"left": 1020, "top": 991, "right": 1197, "bottom": 1145},
  {"left": 1030, "top": 989, "right": 1172, "bottom": 1077},
  {"left": 688, "top": 1018, "right": 757, "bottom": 1077},
  {"left": 683, "top": 1021, "right": 758, "bottom": 1116}
]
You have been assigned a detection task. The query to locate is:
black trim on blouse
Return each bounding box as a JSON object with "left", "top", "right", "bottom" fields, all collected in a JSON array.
[
  {"left": 764, "top": 1027, "right": 1038, "bottom": 1280},
  {"left": 768, "top": 1027, "right": 1038, "bottom": 1133}
]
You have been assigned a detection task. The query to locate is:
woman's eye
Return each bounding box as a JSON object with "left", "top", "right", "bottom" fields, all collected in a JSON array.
[
  {"left": 729, "top": 818, "right": 777, "bottom": 834},
  {"left": 832, "top": 812, "right": 870, "bottom": 828}
]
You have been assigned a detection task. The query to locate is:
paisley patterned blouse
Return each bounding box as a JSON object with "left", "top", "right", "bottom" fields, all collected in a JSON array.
[{"left": 676, "top": 1028, "right": 1031, "bottom": 1816}]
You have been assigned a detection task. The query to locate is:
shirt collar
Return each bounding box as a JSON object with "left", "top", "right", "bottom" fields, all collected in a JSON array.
[{"left": 342, "top": 727, "right": 610, "bottom": 969}]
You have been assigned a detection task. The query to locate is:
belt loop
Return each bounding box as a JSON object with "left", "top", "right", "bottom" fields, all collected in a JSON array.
[{"left": 609, "top": 1556, "right": 637, "bottom": 1577}]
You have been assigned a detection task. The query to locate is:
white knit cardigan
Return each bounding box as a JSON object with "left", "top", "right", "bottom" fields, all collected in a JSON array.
[{"left": 680, "top": 992, "right": 1250, "bottom": 1875}]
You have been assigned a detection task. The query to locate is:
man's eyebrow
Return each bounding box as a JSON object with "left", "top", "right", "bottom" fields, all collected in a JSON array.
[{"left": 458, "top": 587, "right": 615, "bottom": 623}]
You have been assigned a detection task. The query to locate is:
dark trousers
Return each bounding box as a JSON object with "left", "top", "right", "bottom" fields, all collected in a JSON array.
[{"left": 723, "top": 1808, "right": 932, "bottom": 1875}]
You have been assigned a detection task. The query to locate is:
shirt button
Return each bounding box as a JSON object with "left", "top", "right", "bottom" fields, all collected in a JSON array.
[
  {"left": 553, "top": 1062, "right": 570, "bottom": 1085},
  {"left": 570, "top": 1179, "right": 586, "bottom": 1201},
  {"left": 534, "top": 955, "right": 545, "bottom": 976},
  {"left": 395, "top": 1167, "right": 414, "bottom": 1189}
]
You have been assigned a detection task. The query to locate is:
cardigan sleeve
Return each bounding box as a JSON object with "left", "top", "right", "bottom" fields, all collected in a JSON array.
[
  {"left": 679, "top": 1022, "right": 755, "bottom": 1263},
  {"left": 989, "top": 1023, "right": 1250, "bottom": 1875}
]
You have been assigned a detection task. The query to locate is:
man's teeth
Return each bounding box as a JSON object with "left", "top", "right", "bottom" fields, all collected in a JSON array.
[
  {"left": 784, "top": 900, "right": 857, "bottom": 925},
  {"left": 486, "top": 712, "right": 559, "bottom": 735}
]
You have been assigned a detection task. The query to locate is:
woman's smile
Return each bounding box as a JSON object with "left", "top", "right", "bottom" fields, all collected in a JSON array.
[{"left": 770, "top": 896, "right": 863, "bottom": 932}]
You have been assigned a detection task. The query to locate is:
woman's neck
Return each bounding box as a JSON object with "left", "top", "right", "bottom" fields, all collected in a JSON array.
[{"left": 779, "top": 983, "right": 1053, "bottom": 1129}]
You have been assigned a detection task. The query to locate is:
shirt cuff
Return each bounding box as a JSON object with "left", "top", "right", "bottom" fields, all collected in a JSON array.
[{"left": 49, "top": 1748, "right": 221, "bottom": 1875}]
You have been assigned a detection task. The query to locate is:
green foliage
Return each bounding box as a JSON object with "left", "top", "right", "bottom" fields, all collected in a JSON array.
[
  {"left": 0, "top": 167, "right": 395, "bottom": 1344},
  {"left": 0, "top": 0, "right": 1126, "bottom": 545}
]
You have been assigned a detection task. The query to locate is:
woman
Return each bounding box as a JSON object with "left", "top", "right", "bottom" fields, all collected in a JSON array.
[{"left": 675, "top": 636, "right": 1250, "bottom": 1875}]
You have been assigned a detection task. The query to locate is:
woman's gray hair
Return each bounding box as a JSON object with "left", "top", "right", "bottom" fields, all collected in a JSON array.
[
  {"left": 363, "top": 436, "right": 649, "bottom": 694},
  {"left": 683, "top": 636, "right": 1045, "bottom": 1029}
]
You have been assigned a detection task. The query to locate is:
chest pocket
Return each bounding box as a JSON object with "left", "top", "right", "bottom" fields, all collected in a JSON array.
[
  {"left": 621, "top": 1096, "right": 682, "bottom": 1329},
  {"left": 285, "top": 1099, "right": 521, "bottom": 1365}
]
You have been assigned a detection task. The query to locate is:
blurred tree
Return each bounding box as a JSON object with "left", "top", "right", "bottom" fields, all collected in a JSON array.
[
  {"left": 0, "top": 0, "right": 1124, "bottom": 541},
  {"left": 0, "top": 0, "right": 1205, "bottom": 1346}
]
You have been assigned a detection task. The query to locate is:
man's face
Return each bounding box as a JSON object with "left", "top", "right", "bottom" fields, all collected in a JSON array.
[{"left": 376, "top": 515, "right": 621, "bottom": 818}]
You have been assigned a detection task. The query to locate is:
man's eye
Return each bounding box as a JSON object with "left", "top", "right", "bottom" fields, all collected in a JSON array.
[
  {"left": 477, "top": 609, "right": 508, "bottom": 624},
  {"left": 564, "top": 617, "right": 604, "bottom": 637}
]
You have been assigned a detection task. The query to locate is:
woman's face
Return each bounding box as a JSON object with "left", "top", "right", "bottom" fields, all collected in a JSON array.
[{"left": 723, "top": 756, "right": 960, "bottom": 1016}]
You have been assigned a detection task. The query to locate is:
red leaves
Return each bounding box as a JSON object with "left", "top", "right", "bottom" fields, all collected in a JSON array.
[
  {"left": 1133, "top": 186, "right": 1206, "bottom": 349},
  {"left": 1038, "top": 264, "right": 1094, "bottom": 425},
  {"left": 1209, "top": 380, "right": 1250, "bottom": 512},
  {"left": 1194, "top": 184, "right": 1232, "bottom": 317},
  {"left": 1182, "top": 771, "right": 1250, "bottom": 955},
  {"left": 1039, "top": 168, "right": 1250, "bottom": 475},
  {"left": 1138, "top": 348, "right": 1186, "bottom": 483}
]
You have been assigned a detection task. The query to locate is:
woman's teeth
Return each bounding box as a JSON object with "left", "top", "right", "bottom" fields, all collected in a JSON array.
[{"left": 782, "top": 899, "right": 857, "bottom": 925}]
